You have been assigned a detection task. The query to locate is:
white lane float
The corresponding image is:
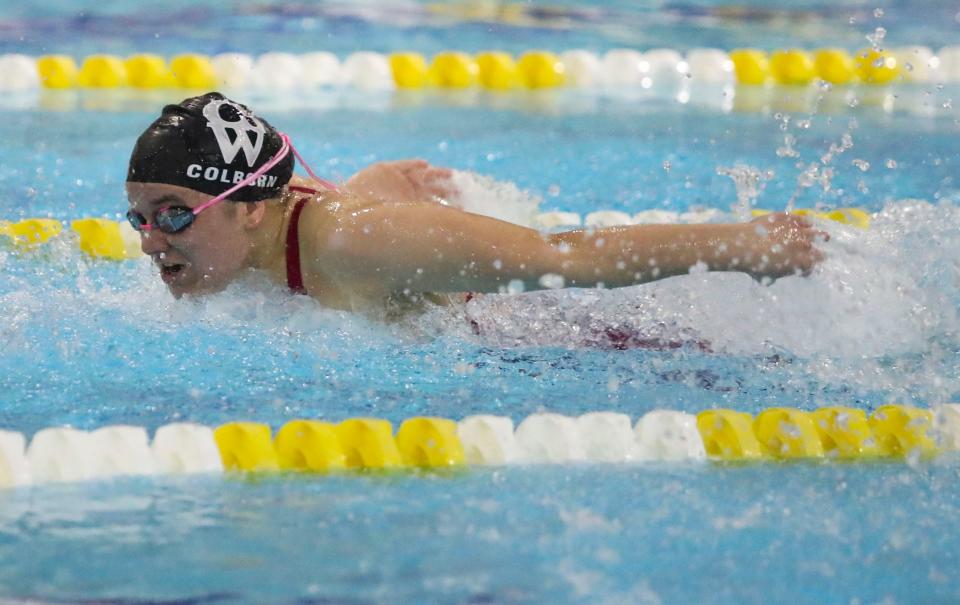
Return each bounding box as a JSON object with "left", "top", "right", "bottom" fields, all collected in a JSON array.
[
  {"left": 152, "top": 423, "right": 224, "bottom": 474},
  {"left": 211, "top": 53, "right": 254, "bottom": 88},
  {"left": 457, "top": 415, "right": 520, "bottom": 465},
  {"left": 634, "top": 410, "right": 706, "bottom": 461},
  {"left": 0, "top": 54, "right": 40, "bottom": 91},
  {"left": 577, "top": 412, "right": 637, "bottom": 462},
  {"left": 89, "top": 425, "right": 157, "bottom": 478},
  {"left": 685, "top": 48, "right": 734, "bottom": 84},
  {"left": 342, "top": 52, "right": 393, "bottom": 90},
  {"left": 301, "top": 51, "right": 343, "bottom": 87},
  {"left": 515, "top": 413, "right": 586, "bottom": 463},
  {"left": 27, "top": 427, "right": 98, "bottom": 483},
  {"left": 559, "top": 50, "right": 601, "bottom": 87},
  {"left": 0, "top": 430, "right": 31, "bottom": 487},
  {"left": 252, "top": 52, "right": 304, "bottom": 90}
]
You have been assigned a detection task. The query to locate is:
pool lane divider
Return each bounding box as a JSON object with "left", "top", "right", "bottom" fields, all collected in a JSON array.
[
  {"left": 2, "top": 405, "right": 959, "bottom": 489},
  {"left": 2, "top": 46, "right": 959, "bottom": 93},
  {"left": 0, "top": 207, "right": 869, "bottom": 262}
]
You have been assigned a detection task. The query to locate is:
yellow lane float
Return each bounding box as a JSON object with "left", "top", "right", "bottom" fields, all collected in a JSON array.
[
  {"left": 0, "top": 218, "right": 62, "bottom": 248},
  {"left": 476, "top": 51, "right": 518, "bottom": 90},
  {"left": 77, "top": 54, "right": 127, "bottom": 88},
  {"left": 71, "top": 218, "right": 141, "bottom": 260},
  {"left": 36, "top": 55, "right": 79, "bottom": 88},
  {"left": 869, "top": 405, "right": 937, "bottom": 459},
  {"left": 752, "top": 207, "right": 871, "bottom": 229},
  {"left": 814, "top": 48, "right": 857, "bottom": 85},
  {"left": 213, "top": 422, "right": 280, "bottom": 472},
  {"left": 170, "top": 54, "right": 218, "bottom": 89},
  {"left": 429, "top": 51, "right": 479, "bottom": 88},
  {"left": 274, "top": 420, "right": 347, "bottom": 472},
  {"left": 335, "top": 418, "right": 403, "bottom": 469},
  {"left": 810, "top": 407, "right": 881, "bottom": 459},
  {"left": 396, "top": 417, "right": 465, "bottom": 467},
  {"left": 697, "top": 409, "right": 765, "bottom": 460},
  {"left": 729, "top": 49, "right": 770, "bottom": 85},
  {"left": 389, "top": 52, "right": 429, "bottom": 88},
  {"left": 855, "top": 48, "right": 900, "bottom": 85},
  {"left": 517, "top": 50, "right": 565, "bottom": 88},
  {"left": 754, "top": 408, "right": 824, "bottom": 459},
  {"left": 124, "top": 54, "right": 175, "bottom": 89},
  {"left": 770, "top": 49, "right": 816, "bottom": 86}
]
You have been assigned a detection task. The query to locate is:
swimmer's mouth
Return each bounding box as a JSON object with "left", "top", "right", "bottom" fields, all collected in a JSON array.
[{"left": 159, "top": 262, "right": 187, "bottom": 281}]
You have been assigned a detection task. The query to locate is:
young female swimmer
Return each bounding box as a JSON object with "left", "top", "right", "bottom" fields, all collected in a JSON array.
[{"left": 125, "top": 93, "right": 825, "bottom": 315}]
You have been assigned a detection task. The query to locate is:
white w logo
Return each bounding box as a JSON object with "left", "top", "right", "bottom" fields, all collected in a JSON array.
[{"left": 202, "top": 99, "right": 266, "bottom": 167}]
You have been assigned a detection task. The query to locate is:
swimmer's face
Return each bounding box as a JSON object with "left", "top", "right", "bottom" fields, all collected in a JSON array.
[{"left": 126, "top": 182, "right": 258, "bottom": 298}]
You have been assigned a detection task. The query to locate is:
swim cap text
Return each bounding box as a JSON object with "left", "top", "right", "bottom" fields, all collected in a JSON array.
[{"left": 186, "top": 164, "right": 278, "bottom": 189}]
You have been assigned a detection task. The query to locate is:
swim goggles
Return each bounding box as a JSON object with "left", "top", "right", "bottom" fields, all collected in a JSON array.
[{"left": 126, "top": 133, "right": 338, "bottom": 235}]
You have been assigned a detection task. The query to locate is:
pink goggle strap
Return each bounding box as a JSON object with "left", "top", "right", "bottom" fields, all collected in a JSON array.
[
  {"left": 283, "top": 134, "right": 340, "bottom": 192},
  {"left": 191, "top": 132, "right": 339, "bottom": 215}
]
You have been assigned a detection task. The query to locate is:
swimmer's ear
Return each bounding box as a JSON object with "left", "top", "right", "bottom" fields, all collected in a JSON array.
[{"left": 240, "top": 201, "right": 267, "bottom": 229}]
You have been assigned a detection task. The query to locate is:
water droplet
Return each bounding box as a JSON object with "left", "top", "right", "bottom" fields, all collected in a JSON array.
[{"left": 538, "top": 273, "right": 565, "bottom": 289}]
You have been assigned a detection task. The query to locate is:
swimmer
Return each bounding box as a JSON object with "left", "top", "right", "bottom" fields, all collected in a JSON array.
[{"left": 126, "top": 92, "right": 825, "bottom": 316}]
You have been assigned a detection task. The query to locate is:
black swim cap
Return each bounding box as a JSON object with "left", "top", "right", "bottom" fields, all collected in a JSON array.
[{"left": 126, "top": 92, "right": 294, "bottom": 202}]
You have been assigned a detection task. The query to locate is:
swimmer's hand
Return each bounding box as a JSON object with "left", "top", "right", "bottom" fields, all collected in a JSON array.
[
  {"left": 740, "top": 212, "right": 827, "bottom": 281},
  {"left": 345, "top": 159, "right": 458, "bottom": 206}
]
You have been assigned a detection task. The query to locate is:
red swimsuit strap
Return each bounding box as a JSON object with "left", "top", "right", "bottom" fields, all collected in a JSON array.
[{"left": 286, "top": 192, "right": 316, "bottom": 295}]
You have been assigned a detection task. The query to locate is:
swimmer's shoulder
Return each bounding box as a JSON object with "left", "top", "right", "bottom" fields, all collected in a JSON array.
[
  {"left": 291, "top": 180, "right": 388, "bottom": 285},
  {"left": 276, "top": 185, "right": 369, "bottom": 307}
]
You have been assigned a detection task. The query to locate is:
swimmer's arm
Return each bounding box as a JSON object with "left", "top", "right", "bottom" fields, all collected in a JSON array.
[
  {"left": 310, "top": 202, "right": 823, "bottom": 294},
  {"left": 549, "top": 212, "right": 824, "bottom": 286}
]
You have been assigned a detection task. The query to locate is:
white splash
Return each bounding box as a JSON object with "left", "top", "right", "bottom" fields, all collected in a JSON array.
[{"left": 448, "top": 170, "right": 543, "bottom": 227}]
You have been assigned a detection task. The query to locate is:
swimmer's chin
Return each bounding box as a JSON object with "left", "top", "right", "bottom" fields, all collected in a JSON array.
[
  {"left": 164, "top": 276, "right": 230, "bottom": 299},
  {"left": 164, "top": 270, "right": 279, "bottom": 299}
]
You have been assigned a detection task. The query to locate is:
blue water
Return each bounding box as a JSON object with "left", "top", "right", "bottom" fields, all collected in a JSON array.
[
  {"left": 4, "top": 0, "right": 960, "bottom": 55},
  {"left": 1, "top": 463, "right": 959, "bottom": 604},
  {"left": 2, "top": 1, "right": 960, "bottom": 603}
]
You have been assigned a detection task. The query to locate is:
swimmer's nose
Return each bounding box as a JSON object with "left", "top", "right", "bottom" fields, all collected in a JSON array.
[{"left": 139, "top": 229, "right": 170, "bottom": 256}]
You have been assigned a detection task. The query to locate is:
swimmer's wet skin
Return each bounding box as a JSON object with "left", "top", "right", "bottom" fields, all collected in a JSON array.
[{"left": 125, "top": 92, "right": 827, "bottom": 311}]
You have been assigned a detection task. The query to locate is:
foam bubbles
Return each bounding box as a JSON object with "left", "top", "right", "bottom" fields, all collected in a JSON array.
[
  {"left": 426, "top": 198, "right": 960, "bottom": 403},
  {"left": 448, "top": 170, "right": 543, "bottom": 226}
]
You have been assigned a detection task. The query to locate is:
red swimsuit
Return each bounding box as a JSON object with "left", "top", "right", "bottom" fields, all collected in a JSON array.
[{"left": 285, "top": 185, "right": 318, "bottom": 295}]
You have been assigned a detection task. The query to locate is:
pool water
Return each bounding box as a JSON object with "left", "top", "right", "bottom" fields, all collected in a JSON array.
[{"left": 1, "top": 1, "right": 960, "bottom": 603}]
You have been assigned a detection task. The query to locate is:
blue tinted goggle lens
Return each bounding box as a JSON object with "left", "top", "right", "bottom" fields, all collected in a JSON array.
[{"left": 126, "top": 207, "right": 196, "bottom": 234}]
